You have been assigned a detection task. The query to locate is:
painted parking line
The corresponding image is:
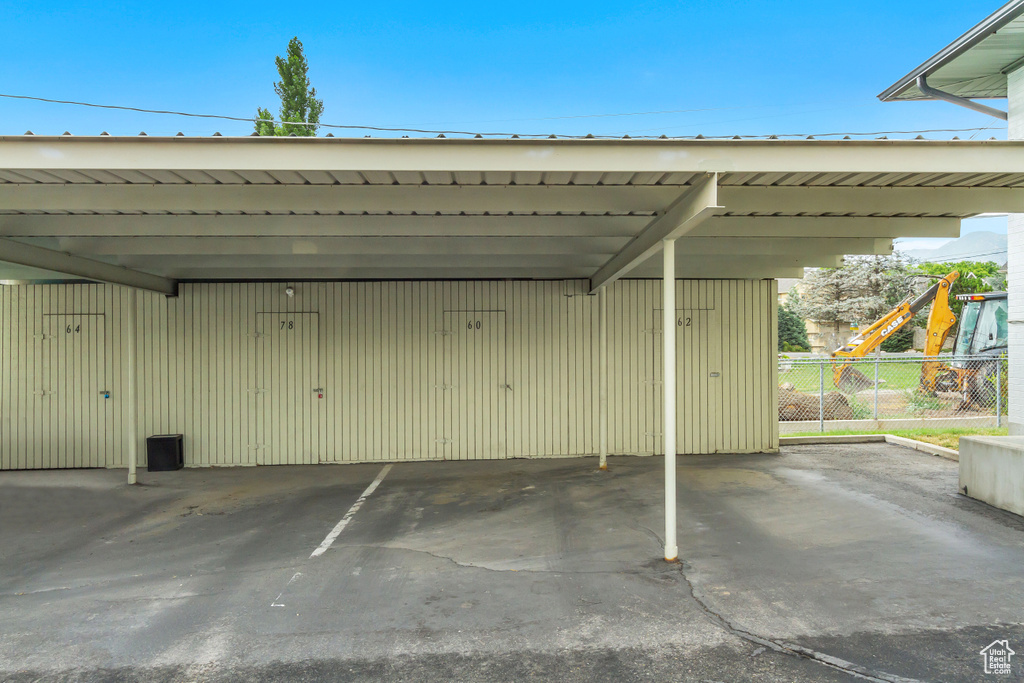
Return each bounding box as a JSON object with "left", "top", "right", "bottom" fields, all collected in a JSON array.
[
  {"left": 310, "top": 464, "right": 393, "bottom": 558},
  {"left": 271, "top": 572, "right": 303, "bottom": 607}
]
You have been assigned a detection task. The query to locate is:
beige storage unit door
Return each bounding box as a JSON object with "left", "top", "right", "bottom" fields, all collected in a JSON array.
[
  {"left": 251, "top": 312, "right": 322, "bottom": 465},
  {"left": 439, "top": 311, "right": 507, "bottom": 460},
  {"left": 649, "top": 304, "right": 722, "bottom": 455},
  {"left": 40, "top": 314, "right": 109, "bottom": 468}
]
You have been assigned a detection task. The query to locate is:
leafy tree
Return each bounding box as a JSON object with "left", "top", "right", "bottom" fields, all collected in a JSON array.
[
  {"left": 254, "top": 37, "right": 325, "bottom": 137},
  {"left": 778, "top": 301, "right": 810, "bottom": 352},
  {"left": 912, "top": 260, "right": 997, "bottom": 321},
  {"left": 794, "top": 255, "right": 914, "bottom": 351}
]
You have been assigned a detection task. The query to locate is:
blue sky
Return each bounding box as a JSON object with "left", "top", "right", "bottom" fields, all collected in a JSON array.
[{"left": 2, "top": 0, "right": 1010, "bottom": 243}]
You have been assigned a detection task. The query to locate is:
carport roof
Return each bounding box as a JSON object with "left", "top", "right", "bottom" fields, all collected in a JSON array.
[{"left": 0, "top": 135, "right": 1022, "bottom": 295}]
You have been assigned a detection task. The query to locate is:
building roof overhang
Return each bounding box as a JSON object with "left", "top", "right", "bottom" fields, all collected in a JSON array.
[
  {"left": 0, "top": 136, "right": 1022, "bottom": 294},
  {"left": 879, "top": 0, "right": 1024, "bottom": 101}
]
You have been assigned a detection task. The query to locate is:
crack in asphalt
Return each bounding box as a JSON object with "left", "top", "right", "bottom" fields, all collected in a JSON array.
[
  {"left": 670, "top": 560, "right": 924, "bottom": 683},
  {"left": 331, "top": 541, "right": 924, "bottom": 682}
]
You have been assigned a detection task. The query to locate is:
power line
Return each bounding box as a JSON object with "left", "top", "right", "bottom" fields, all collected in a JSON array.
[
  {"left": 0, "top": 92, "right": 511, "bottom": 136},
  {"left": 0, "top": 91, "right": 1008, "bottom": 140},
  {"left": 897, "top": 246, "right": 1008, "bottom": 262}
]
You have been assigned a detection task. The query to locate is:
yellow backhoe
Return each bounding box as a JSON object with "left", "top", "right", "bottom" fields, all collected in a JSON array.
[{"left": 831, "top": 272, "right": 959, "bottom": 393}]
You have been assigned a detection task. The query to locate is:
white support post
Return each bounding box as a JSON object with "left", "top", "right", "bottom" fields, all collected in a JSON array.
[
  {"left": 663, "top": 238, "right": 678, "bottom": 562},
  {"left": 127, "top": 287, "right": 138, "bottom": 485},
  {"left": 599, "top": 287, "right": 609, "bottom": 470}
]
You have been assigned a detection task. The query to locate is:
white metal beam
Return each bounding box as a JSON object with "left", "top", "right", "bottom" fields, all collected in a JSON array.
[
  {"left": 0, "top": 184, "right": 679, "bottom": 215},
  {"left": 47, "top": 254, "right": 824, "bottom": 280},
  {"left": 46, "top": 235, "right": 888, "bottom": 258},
  {"left": 110, "top": 253, "right": 611, "bottom": 269},
  {"left": 628, "top": 254, "right": 841, "bottom": 278},
  {"left": 0, "top": 214, "right": 959, "bottom": 242},
  {"left": 718, "top": 186, "right": 1024, "bottom": 216},
  {"left": 675, "top": 237, "right": 892, "bottom": 256},
  {"left": 52, "top": 235, "right": 630, "bottom": 256},
  {"left": 155, "top": 266, "right": 607, "bottom": 279},
  {"left": 589, "top": 174, "right": 723, "bottom": 292},
  {"left": 3, "top": 183, "right": 1017, "bottom": 218},
  {"left": 688, "top": 216, "right": 961, "bottom": 239},
  {"left": 0, "top": 214, "right": 650, "bottom": 238},
  {"left": 116, "top": 264, "right": 809, "bottom": 281},
  {"left": 0, "top": 238, "right": 177, "bottom": 296},
  {"left": 2, "top": 137, "right": 1023, "bottom": 175}
]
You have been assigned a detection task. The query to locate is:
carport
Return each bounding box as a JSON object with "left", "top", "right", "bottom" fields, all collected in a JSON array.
[{"left": 1, "top": 135, "right": 1022, "bottom": 559}]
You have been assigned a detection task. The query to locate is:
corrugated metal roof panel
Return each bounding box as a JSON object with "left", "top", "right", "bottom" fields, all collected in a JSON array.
[
  {"left": 233, "top": 170, "right": 280, "bottom": 184},
  {"left": 298, "top": 171, "right": 338, "bottom": 185},
  {"left": 327, "top": 171, "right": 365, "bottom": 185}
]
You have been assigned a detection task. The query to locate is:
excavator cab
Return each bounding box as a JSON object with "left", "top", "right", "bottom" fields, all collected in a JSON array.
[
  {"left": 951, "top": 292, "right": 1008, "bottom": 363},
  {"left": 941, "top": 292, "right": 1008, "bottom": 410}
]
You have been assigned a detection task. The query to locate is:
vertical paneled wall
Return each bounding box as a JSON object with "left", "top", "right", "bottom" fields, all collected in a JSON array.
[{"left": 0, "top": 279, "right": 777, "bottom": 469}]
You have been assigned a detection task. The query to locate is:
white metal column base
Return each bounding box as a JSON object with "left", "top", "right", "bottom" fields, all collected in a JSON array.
[{"left": 663, "top": 238, "right": 678, "bottom": 562}]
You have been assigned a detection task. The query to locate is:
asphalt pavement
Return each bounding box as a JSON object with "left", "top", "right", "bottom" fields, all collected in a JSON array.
[{"left": 1, "top": 444, "right": 1022, "bottom": 681}]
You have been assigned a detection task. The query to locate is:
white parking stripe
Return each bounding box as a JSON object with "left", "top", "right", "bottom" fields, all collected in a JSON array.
[
  {"left": 310, "top": 464, "right": 393, "bottom": 558},
  {"left": 271, "top": 572, "right": 303, "bottom": 607}
]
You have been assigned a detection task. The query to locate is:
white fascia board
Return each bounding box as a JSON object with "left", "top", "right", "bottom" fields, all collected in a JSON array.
[{"left": 2, "top": 137, "right": 1024, "bottom": 175}]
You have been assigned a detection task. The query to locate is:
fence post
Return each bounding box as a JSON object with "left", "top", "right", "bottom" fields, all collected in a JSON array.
[
  {"left": 997, "top": 360, "right": 1002, "bottom": 428},
  {"left": 874, "top": 355, "right": 879, "bottom": 421},
  {"left": 819, "top": 360, "right": 825, "bottom": 433}
]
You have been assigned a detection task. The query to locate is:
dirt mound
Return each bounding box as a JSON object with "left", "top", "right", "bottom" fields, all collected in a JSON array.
[{"left": 778, "top": 383, "right": 854, "bottom": 421}]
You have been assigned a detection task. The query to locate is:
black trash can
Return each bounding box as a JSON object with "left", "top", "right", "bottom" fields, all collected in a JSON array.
[{"left": 147, "top": 434, "right": 184, "bottom": 471}]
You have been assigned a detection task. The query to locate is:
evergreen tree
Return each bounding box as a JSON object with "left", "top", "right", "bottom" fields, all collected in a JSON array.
[
  {"left": 795, "top": 255, "right": 914, "bottom": 351},
  {"left": 255, "top": 37, "right": 324, "bottom": 137},
  {"left": 778, "top": 301, "right": 810, "bottom": 352}
]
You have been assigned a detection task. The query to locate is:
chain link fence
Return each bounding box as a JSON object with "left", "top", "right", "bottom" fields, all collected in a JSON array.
[{"left": 778, "top": 355, "right": 1008, "bottom": 433}]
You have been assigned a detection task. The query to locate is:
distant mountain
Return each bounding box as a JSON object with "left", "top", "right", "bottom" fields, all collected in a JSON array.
[{"left": 900, "top": 230, "right": 1007, "bottom": 265}]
